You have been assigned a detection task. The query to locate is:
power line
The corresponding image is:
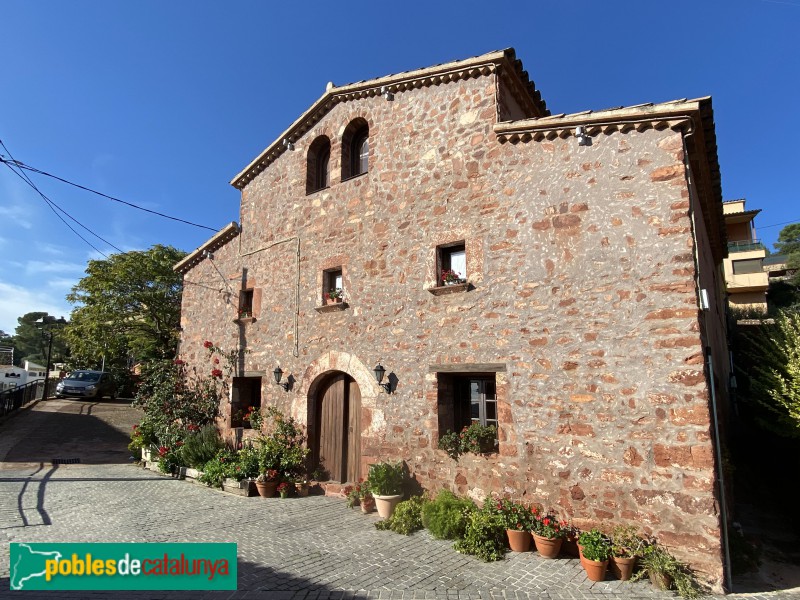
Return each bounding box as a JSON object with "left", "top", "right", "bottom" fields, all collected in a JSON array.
[
  {"left": 0, "top": 155, "right": 217, "bottom": 232},
  {"left": 2, "top": 156, "right": 113, "bottom": 257},
  {"left": 1, "top": 139, "right": 116, "bottom": 256},
  {"left": 760, "top": 219, "right": 800, "bottom": 229}
]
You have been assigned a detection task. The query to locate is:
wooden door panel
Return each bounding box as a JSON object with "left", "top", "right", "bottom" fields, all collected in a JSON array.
[
  {"left": 346, "top": 381, "right": 361, "bottom": 483},
  {"left": 319, "top": 375, "right": 345, "bottom": 482}
]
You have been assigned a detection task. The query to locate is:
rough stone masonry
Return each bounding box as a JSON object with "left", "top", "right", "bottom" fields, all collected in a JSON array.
[{"left": 176, "top": 49, "right": 730, "bottom": 591}]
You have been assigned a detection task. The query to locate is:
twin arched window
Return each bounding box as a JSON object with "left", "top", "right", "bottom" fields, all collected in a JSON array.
[{"left": 306, "top": 119, "right": 370, "bottom": 194}]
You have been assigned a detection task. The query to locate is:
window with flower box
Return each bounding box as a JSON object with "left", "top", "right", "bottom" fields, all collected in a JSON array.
[
  {"left": 438, "top": 242, "right": 466, "bottom": 286},
  {"left": 322, "top": 267, "right": 344, "bottom": 305},
  {"left": 437, "top": 372, "right": 498, "bottom": 452},
  {"left": 238, "top": 289, "right": 254, "bottom": 319},
  {"left": 232, "top": 376, "right": 262, "bottom": 429}
]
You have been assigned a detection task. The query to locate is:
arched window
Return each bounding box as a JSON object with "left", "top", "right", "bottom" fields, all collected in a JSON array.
[
  {"left": 341, "top": 118, "right": 369, "bottom": 180},
  {"left": 353, "top": 130, "right": 368, "bottom": 176},
  {"left": 306, "top": 136, "right": 331, "bottom": 194}
]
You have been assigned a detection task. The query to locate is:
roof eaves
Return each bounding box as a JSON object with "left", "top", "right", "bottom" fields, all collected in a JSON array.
[{"left": 174, "top": 222, "right": 240, "bottom": 275}]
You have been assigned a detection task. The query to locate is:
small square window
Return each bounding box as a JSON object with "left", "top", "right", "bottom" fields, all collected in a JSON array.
[
  {"left": 239, "top": 289, "right": 254, "bottom": 318},
  {"left": 323, "top": 268, "right": 343, "bottom": 304},
  {"left": 438, "top": 242, "right": 466, "bottom": 285}
]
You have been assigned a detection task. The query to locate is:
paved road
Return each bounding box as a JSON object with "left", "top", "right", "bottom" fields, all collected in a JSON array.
[{"left": 0, "top": 400, "right": 798, "bottom": 600}]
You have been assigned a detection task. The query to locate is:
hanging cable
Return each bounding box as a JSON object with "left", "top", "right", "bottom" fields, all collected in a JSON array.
[{"left": 0, "top": 151, "right": 216, "bottom": 232}]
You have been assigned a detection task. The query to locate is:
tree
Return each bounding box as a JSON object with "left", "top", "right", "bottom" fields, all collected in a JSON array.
[
  {"left": 9, "top": 312, "right": 69, "bottom": 367},
  {"left": 64, "top": 245, "right": 187, "bottom": 371},
  {"left": 737, "top": 310, "right": 800, "bottom": 437},
  {"left": 775, "top": 223, "right": 800, "bottom": 281}
]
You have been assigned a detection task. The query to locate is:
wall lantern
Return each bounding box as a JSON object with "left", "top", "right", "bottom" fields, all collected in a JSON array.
[
  {"left": 273, "top": 367, "right": 290, "bottom": 391},
  {"left": 373, "top": 362, "right": 392, "bottom": 394}
]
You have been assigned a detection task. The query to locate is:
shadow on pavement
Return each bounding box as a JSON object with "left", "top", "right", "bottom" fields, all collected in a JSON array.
[{"left": 2, "top": 400, "right": 140, "bottom": 465}]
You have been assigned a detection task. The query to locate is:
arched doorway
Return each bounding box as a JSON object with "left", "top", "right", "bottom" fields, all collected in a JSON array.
[{"left": 313, "top": 372, "right": 361, "bottom": 483}]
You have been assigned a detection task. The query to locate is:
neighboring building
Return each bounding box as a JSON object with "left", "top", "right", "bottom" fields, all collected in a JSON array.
[
  {"left": 175, "top": 49, "right": 731, "bottom": 589},
  {"left": 1, "top": 365, "right": 28, "bottom": 391},
  {"left": 23, "top": 360, "right": 47, "bottom": 383},
  {"left": 722, "top": 199, "right": 769, "bottom": 311}
]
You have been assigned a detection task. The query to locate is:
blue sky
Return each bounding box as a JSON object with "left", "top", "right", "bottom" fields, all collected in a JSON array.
[{"left": 1, "top": 0, "right": 798, "bottom": 334}]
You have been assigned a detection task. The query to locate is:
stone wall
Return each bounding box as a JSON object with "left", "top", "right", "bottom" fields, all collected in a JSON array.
[{"left": 178, "top": 72, "right": 725, "bottom": 588}]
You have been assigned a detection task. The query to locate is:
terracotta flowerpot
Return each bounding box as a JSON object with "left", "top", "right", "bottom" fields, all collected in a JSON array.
[
  {"left": 373, "top": 493, "right": 403, "bottom": 518},
  {"left": 648, "top": 569, "right": 672, "bottom": 590},
  {"left": 255, "top": 481, "right": 278, "bottom": 498},
  {"left": 361, "top": 497, "right": 375, "bottom": 514},
  {"left": 562, "top": 535, "right": 580, "bottom": 558},
  {"left": 325, "top": 297, "right": 342, "bottom": 305},
  {"left": 506, "top": 529, "right": 532, "bottom": 552},
  {"left": 582, "top": 557, "right": 609, "bottom": 582},
  {"left": 578, "top": 544, "right": 587, "bottom": 568},
  {"left": 610, "top": 555, "right": 637, "bottom": 581},
  {"left": 533, "top": 533, "right": 563, "bottom": 559}
]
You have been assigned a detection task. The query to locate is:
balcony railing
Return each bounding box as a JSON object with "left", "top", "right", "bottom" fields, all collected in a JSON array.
[{"left": 728, "top": 239, "right": 765, "bottom": 253}]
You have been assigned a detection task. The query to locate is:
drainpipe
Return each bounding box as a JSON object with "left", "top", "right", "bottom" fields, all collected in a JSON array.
[{"left": 682, "top": 125, "right": 733, "bottom": 592}]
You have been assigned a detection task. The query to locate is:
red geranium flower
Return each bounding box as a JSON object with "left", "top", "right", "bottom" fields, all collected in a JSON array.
[
  {"left": 213, "top": 358, "right": 220, "bottom": 364},
  {"left": 173, "top": 359, "right": 184, "bottom": 365},
  {"left": 203, "top": 341, "right": 213, "bottom": 349},
  {"left": 211, "top": 368, "right": 223, "bottom": 378}
]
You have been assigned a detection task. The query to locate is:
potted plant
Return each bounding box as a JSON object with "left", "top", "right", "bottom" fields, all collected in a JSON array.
[
  {"left": 346, "top": 480, "right": 374, "bottom": 513},
  {"left": 255, "top": 469, "right": 280, "bottom": 497},
  {"left": 277, "top": 481, "right": 291, "bottom": 498},
  {"left": 634, "top": 543, "right": 703, "bottom": 597},
  {"left": 441, "top": 269, "right": 464, "bottom": 286},
  {"left": 578, "top": 529, "right": 611, "bottom": 582},
  {"left": 531, "top": 510, "right": 566, "bottom": 559},
  {"left": 493, "top": 498, "right": 533, "bottom": 552},
  {"left": 294, "top": 473, "right": 310, "bottom": 497},
  {"left": 324, "top": 288, "right": 344, "bottom": 305},
  {"left": 610, "top": 525, "right": 645, "bottom": 581},
  {"left": 366, "top": 461, "right": 404, "bottom": 518},
  {"left": 561, "top": 523, "right": 581, "bottom": 558},
  {"left": 244, "top": 406, "right": 264, "bottom": 431}
]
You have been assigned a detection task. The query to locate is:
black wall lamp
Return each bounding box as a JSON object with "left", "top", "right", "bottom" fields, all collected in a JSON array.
[
  {"left": 373, "top": 362, "right": 392, "bottom": 394},
  {"left": 273, "top": 367, "right": 290, "bottom": 391}
]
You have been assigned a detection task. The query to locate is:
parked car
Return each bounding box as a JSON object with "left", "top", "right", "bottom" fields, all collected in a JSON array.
[{"left": 55, "top": 370, "right": 116, "bottom": 399}]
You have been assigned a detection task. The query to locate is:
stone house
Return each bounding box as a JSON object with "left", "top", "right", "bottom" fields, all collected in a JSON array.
[{"left": 175, "top": 49, "right": 731, "bottom": 589}]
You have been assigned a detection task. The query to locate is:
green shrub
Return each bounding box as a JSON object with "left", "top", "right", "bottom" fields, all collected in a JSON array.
[
  {"left": 453, "top": 506, "right": 506, "bottom": 562},
  {"left": 199, "top": 449, "right": 238, "bottom": 488},
  {"left": 421, "top": 490, "right": 476, "bottom": 540},
  {"left": 179, "top": 425, "right": 224, "bottom": 468},
  {"left": 375, "top": 496, "right": 425, "bottom": 535}
]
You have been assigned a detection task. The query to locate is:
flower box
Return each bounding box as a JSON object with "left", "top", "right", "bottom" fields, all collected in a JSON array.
[
  {"left": 184, "top": 467, "right": 203, "bottom": 480},
  {"left": 222, "top": 478, "right": 257, "bottom": 497}
]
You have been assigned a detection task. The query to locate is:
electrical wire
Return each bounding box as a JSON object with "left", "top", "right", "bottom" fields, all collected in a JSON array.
[
  {"left": 0, "top": 155, "right": 216, "bottom": 232},
  {"left": 1, "top": 139, "right": 117, "bottom": 256},
  {"left": 760, "top": 218, "right": 800, "bottom": 229}
]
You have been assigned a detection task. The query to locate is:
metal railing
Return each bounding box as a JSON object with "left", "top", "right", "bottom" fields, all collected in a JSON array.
[
  {"left": 0, "top": 379, "right": 59, "bottom": 419},
  {"left": 727, "top": 239, "right": 765, "bottom": 253}
]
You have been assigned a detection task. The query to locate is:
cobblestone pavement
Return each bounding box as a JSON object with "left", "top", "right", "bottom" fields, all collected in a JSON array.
[{"left": 1, "top": 401, "right": 799, "bottom": 600}]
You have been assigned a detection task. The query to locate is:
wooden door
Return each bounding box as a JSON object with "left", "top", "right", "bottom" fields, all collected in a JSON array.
[
  {"left": 316, "top": 373, "right": 361, "bottom": 483},
  {"left": 318, "top": 375, "right": 346, "bottom": 482}
]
